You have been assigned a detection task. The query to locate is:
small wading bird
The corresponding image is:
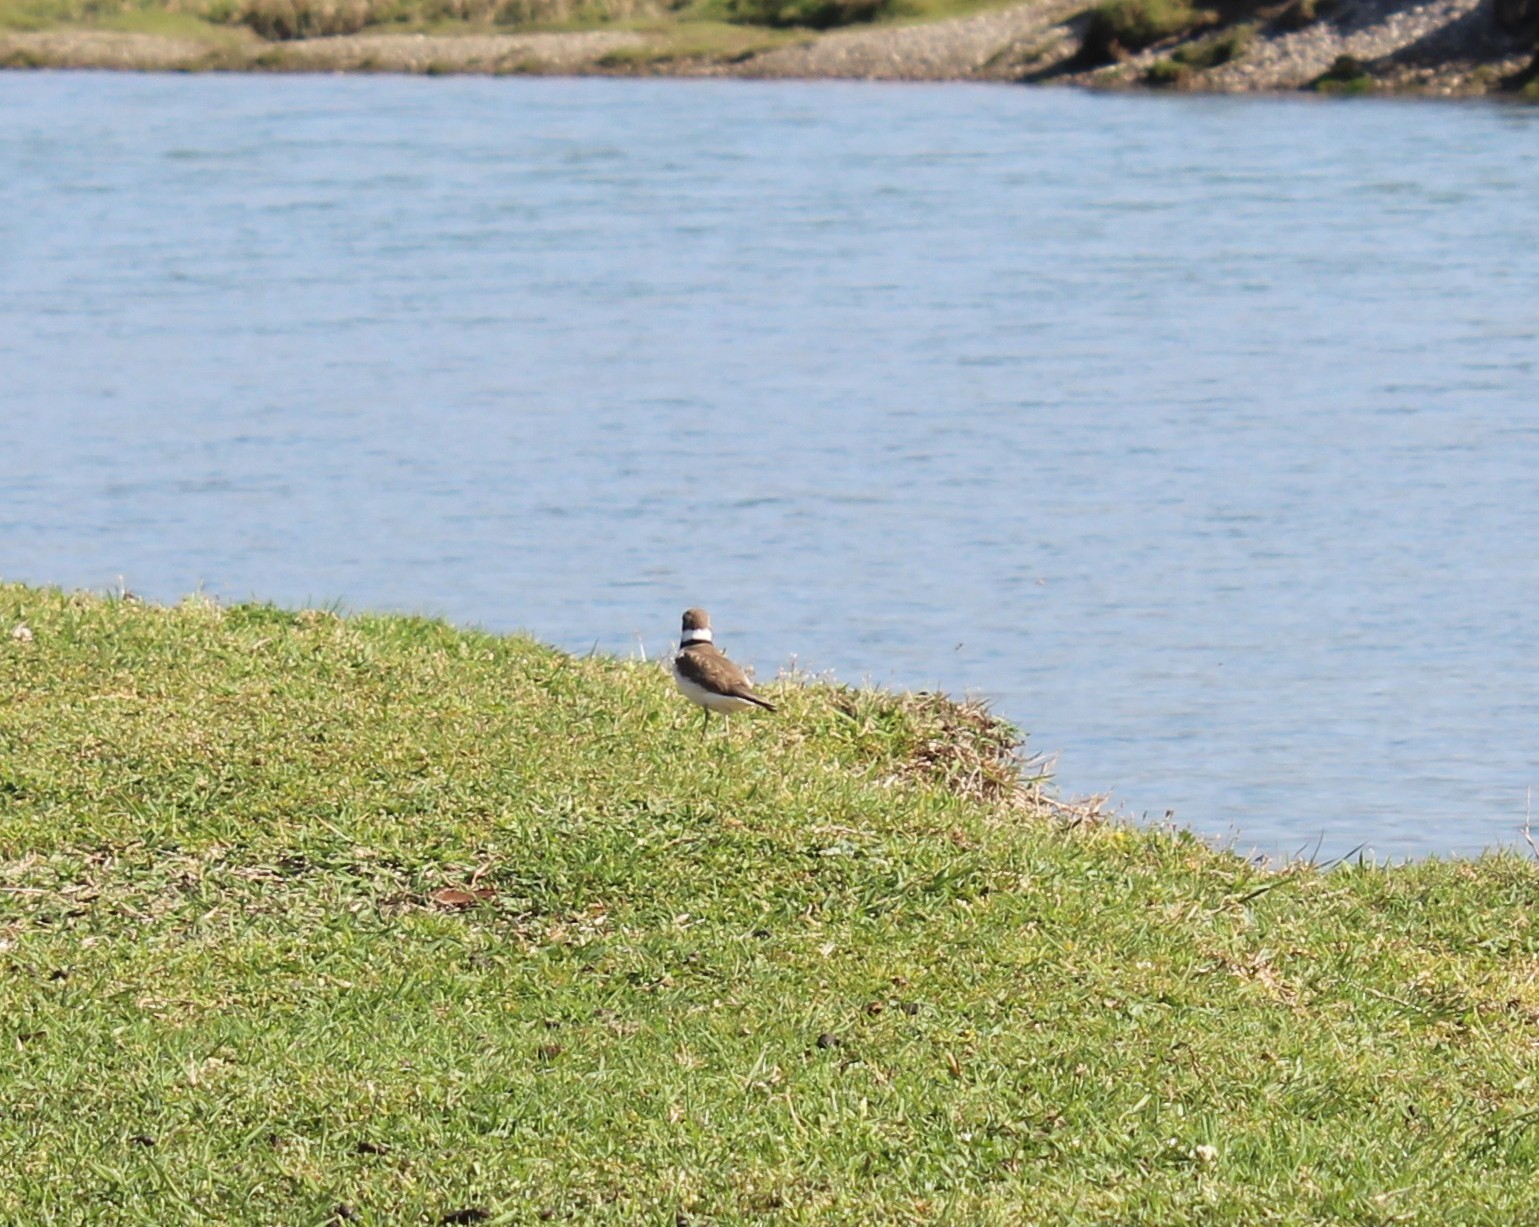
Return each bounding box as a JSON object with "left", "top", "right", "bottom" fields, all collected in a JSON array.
[{"left": 672, "top": 608, "right": 776, "bottom": 731}]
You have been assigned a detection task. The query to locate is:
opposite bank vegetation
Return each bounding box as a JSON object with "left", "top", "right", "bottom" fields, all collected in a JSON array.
[
  {"left": 1, "top": 0, "right": 1537, "bottom": 96},
  {"left": 5, "top": 580, "right": 1539, "bottom": 1224}
]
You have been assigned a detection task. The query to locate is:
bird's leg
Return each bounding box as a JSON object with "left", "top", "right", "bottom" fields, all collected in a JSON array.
[{"left": 700, "top": 707, "right": 711, "bottom": 738}]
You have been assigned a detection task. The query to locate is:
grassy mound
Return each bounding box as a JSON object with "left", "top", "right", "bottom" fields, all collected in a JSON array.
[{"left": 4, "top": 583, "right": 1539, "bottom": 1223}]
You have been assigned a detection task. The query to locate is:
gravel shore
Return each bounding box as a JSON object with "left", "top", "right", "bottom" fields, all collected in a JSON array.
[{"left": 2, "top": 0, "right": 1535, "bottom": 95}]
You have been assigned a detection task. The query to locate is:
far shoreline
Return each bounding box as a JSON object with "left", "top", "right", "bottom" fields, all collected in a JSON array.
[{"left": 3, "top": 0, "right": 1536, "bottom": 100}]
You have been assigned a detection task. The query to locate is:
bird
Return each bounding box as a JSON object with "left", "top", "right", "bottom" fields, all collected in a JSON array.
[{"left": 671, "top": 608, "right": 776, "bottom": 731}]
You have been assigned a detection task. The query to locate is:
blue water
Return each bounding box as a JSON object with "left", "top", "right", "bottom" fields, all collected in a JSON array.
[{"left": 3, "top": 72, "right": 1537, "bottom": 859}]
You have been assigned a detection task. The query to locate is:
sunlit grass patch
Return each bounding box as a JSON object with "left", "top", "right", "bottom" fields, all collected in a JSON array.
[
  {"left": 96, "top": 8, "right": 244, "bottom": 35},
  {"left": 592, "top": 17, "right": 802, "bottom": 65},
  {"left": 6, "top": 581, "right": 1539, "bottom": 1223},
  {"left": 0, "top": 0, "right": 76, "bottom": 31},
  {"left": 0, "top": 0, "right": 673, "bottom": 39}
]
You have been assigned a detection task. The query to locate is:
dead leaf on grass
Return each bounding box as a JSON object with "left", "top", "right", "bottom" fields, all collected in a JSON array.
[{"left": 429, "top": 887, "right": 495, "bottom": 909}]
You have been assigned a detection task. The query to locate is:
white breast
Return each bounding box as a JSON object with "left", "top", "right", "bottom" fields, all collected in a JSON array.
[{"left": 673, "top": 660, "right": 758, "bottom": 713}]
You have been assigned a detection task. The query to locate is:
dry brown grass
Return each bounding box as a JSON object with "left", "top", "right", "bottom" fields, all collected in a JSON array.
[{"left": 828, "top": 688, "right": 1104, "bottom": 825}]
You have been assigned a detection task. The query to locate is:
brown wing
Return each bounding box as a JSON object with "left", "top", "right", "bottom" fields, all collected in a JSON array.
[{"left": 676, "top": 644, "right": 776, "bottom": 711}]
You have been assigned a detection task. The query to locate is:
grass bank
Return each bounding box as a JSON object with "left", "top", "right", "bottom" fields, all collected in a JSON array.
[
  {"left": 4, "top": 581, "right": 1539, "bottom": 1224},
  {"left": 0, "top": 0, "right": 999, "bottom": 35},
  {"left": 1, "top": 0, "right": 1534, "bottom": 93},
  {"left": 0, "top": 0, "right": 1006, "bottom": 69}
]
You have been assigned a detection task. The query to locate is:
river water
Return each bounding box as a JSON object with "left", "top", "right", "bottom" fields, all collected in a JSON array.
[{"left": 3, "top": 72, "right": 1537, "bottom": 859}]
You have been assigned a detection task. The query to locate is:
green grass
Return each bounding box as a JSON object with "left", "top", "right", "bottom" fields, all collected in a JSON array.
[
  {"left": 6, "top": 581, "right": 1539, "bottom": 1223},
  {"left": 1076, "top": 0, "right": 1215, "bottom": 66},
  {"left": 94, "top": 8, "right": 233, "bottom": 33},
  {"left": 591, "top": 19, "right": 802, "bottom": 67},
  {"left": 0, "top": 0, "right": 241, "bottom": 31},
  {"left": 1143, "top": 24, "right": 1250, "bottom": 84},
  {"left": 1312, "top": 51, "right": 1376, "bottom": 92},
  {"left": 1170, "top": 20, "right": 1247, "bottom": 63},
  {"left": 1141, "top": 55, "right": 1180, "bottom": 82},
  {"left": 0, "top": 0, "right": 655, "bottom": 39},
  {"left": 0, "top": 0, "right": 80, "bottom": 30},
  {"left": 0, "top": 0, "right": 1015, "bottom": 41}
]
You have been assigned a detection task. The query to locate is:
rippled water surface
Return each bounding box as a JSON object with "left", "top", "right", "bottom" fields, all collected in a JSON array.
[{"left": 3, "top": 72, "right": 1537, "bottom": 858}]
